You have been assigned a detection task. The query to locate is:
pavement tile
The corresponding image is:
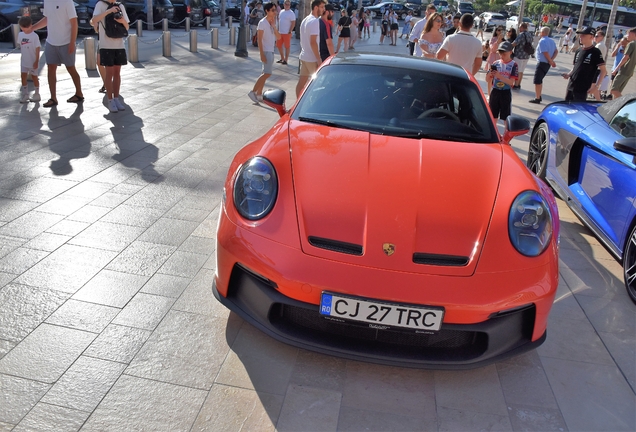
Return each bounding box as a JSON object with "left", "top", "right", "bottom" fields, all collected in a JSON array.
[
  {"left": 336, "top": 406, "right": 436, "bottom": 432},
  {"left": 40, "top": 356, "right": 127, "bottom": 412},
  {"left": 45, "top": 299, "right": 120, "bottom": 333},
  {"left": 0, "top": 247, "right": 49, "bottom": 274},
  {"left": 65, "top": 205, "right": 112, "bottom": 224},
  {"left": 111, "top": 292, "right": 175, "bottom": 330},
  {"left": 81, "top": 374, "right": 207, "bottom": 431},
  {"left": 0, "top": 374, "right": 51, "bottom": 424},
  {"left": 137, "top": 217, "right": 200, "bottom": 246},
  {"left": 0, "top": 211, "right": 65, "bottom": 240},
  {"left": 506, "top": 404, "right": 568, "bottom": 432},
  {"left": 289, "top": 349, "right": 347, "bottom": 393},
  {"left": 22, "top": 232, "right": 71, "bottom": 252},
  {"left": 72, "top": 269, "right": 149, "bottom": 308},
  {"left": 104, "top": 240, "right": 176, "bottom": 276},
  {"left": 99, "top": 204, "right": 166, "bottom": 228},
  {"left": 575, "top": 294, "right": 636, "bottom": 336},
  {"left": 84, "top": 324, "right": 152, "bottom": 364},
  {"left": 437, "top": 406, "right": 512, "bottom": 432},
  {"left": 3, "top": 177, "right": 78, "bottom": 203},
  {"left": 68, "top": 221, "right": 146, "bottom": 252},
  {"left": 0, "top": 339, "right": 15, "bottom": 360},
  {"left": 171, "top": 268, "right": 231, "bottom": 317},
  {"left": 496, "top": 350, "right": 559, "bottom": 409},
  {"left": 12, "top": 402, "right": 89, "bottom": 432},
  {"left": 140, "top": 273, "right": 191, "bottom": 298},
  {"left": 597, "top": 331, "right": 636, "bottom": 390},
  {"left": 157, "top": 250, "right": 208, "bottom": 278},
  {"left": 89, "top": 192, "right": 130, "bottom": 208},
  {"left": 0, "top": 198, "right": 39, "bottom": 223},
  {"left": 276, "top": 384, "right": 342, "bottom": 432},
  {"left": 0, "top": 323, "right": 96, "bottom": 383},
  {"left": 0, "top": 235, "right": 26, "bottom": 260},
  {"left": 34, "top": 194, "right": 93, "bottom": 216},
  {"left": 45, "top": 219, "right": 91, "bottom": 237}
]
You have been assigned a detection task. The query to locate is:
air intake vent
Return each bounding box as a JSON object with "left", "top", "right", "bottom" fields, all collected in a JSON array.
[
  {"left": 308, "top": 236, "right": 363, "bottom": 256},
  {"left": 413, "top": 253, "right": 469, "bottom": 266}
]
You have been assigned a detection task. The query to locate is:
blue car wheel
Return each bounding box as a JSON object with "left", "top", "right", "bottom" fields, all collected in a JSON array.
[
  {"left": 623, "top": 224, "right": 636, "bottom": 304},
  {"left": 528, "top": 123, "right": 548, "bottom": 180}
]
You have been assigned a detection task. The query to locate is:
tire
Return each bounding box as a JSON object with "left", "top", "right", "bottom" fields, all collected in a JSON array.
[
  {"left": 527, "top": 122, "right": 549, "bottom": 180},
  {"left": 623, "top": 224, "right": 636, "bottom": 304},
  {"left": 400, "top": 12, "right": 406, "bottom": 20}
]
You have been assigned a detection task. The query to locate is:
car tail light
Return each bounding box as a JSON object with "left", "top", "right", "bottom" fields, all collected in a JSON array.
[{"left": 187, "top": 5, "right": 191, "bottom": 13}]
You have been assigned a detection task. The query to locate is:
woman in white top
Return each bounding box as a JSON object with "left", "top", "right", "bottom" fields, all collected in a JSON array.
[{"left": 419, "top": 12, "right": 445, "bottom": 58}]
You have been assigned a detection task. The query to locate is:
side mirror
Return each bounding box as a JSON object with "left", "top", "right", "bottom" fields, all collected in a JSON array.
[
  {"left": 613, "top": 137, "right": 636, "bottom": 155},
  {"left": 502, "top": 115, "right": 530, "bottom": 144},
  {"left": 263, "top": 89, "right": 287, "bottom": 117}
]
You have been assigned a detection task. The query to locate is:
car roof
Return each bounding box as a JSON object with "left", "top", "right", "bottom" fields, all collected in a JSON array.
[
  {"left": 597, "top": 93, "right": 636, "bottom": 124},
  {"left": 329, "top": 52, "right": 469, "bottom": 80}
]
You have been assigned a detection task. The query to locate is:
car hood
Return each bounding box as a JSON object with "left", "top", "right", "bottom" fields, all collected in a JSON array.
[{"left": 289, "top": 121, "right": 503, "bottom": 276}]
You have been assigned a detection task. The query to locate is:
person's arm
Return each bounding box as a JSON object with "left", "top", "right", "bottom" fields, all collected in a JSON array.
[
  {"left": 30, "top": 17, "right": 47, "bottom": 32},
  {"left": 614, "top": 45, "right": 632, "bottom": 73},
  {"left": 69, "top": 17, "right": 78, "bottom": 53},
  {"left": 289, "top": 20, "right": 296, "bottom": 34},
  {"left": 310, "top": 34, "right": 320, "bottom": 64},
  {"left": 258, "top": 29, "right": 266, "bottom": 62},
  {"left": 436, "top": 48, "right": 448, "bottom": 60},
  {"left": 472, "top": 55, "right": 481, "bottom": 76},
  {"left": 34, "top": 45, "right": 40, "bottom": 69},
  {"left": 593, "top": 64, "right": 607, "bottom": 91},
  {"left": 611, "top": 41, "right": 622, "bottom": 57}
]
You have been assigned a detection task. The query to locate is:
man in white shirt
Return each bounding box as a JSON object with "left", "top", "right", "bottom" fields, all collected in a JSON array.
[
  {"left": 436, "top": 13, "right": 482, "bottom": 76},
  {"left": 30, "top": 0, "right": 84, "bottom": 108},
  {"left": 277, "top": 0, "right": 296, "bottom": 64},
  {"left": 296, "top": 0, "right": 324, "bottom": 98},
  {"left": 409, "top": 3, "right": 436, "bottom": 56}
]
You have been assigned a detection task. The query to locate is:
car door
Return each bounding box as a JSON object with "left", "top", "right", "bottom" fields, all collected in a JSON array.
[{"left": 576, "top": 100, "right": 636, "bottom": 250}]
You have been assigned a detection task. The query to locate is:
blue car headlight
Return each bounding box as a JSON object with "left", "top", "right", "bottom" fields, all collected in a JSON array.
[
  {"left": 509, "top": 190, "right": 553, "bottom": 257},
  {"left": 233, "top": 157, "right": 278, "bottom": 221}
]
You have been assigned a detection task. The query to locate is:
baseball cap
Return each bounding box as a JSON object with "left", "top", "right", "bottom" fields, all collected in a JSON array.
[
  {"left": 576, "top": 26, "right": 596, "bottom": 36},
  {"left": 497, "top": 41, "right": 513, "bottom": 52}
]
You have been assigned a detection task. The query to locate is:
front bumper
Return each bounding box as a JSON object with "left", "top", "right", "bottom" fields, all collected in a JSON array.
[{"left": 214, "top": 264, "right": 547, "bottom": 369}]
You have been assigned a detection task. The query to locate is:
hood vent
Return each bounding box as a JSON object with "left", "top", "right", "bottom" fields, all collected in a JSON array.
[
  {"left": 413, "top": 253, "right": 469, "bottom": 267},
  {"left": 308, "top": 236, "right": 363, "bottom": 256}
]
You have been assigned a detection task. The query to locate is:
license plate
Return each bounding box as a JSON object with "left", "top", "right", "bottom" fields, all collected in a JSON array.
[{"left": 320, "top": 292, "right": 444, "bottom": 331}]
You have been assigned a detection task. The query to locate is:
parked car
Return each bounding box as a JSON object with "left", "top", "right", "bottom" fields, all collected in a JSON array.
[
  {"left": 456, "top": 1, "right": 473, "bottom": 16},
  {"left": 433, "top": 0, "right": 449, "bottom": 12},
  {"left": 367, "top": 2, "right": 412, "bottom": 19},
  {"left": 527, "top": 94, "right": 636, "bottom": 304},
  {"left": 171, "top": 0, "right": 205, "bottom": 26},
  {"left": 203, "top": 0, "right": 220, "bottom": 16},
  {"left": 506, "top": 15, "right": 535, "bottom": 33},
  {"left": 404, "top": 0, "right": 422, "bottom": 16},
  {"left": 0, "top": 0, "right": 44, "bottom": 42},
  {"left": 213, "top": 52, "right": 560, "bottom": 368},
  {"left": 475, "top": 12, "right": 506, "bottom": 31},
  {"left": 120, "top": 0, "right": 175, "bottom": 29},
  {"left": 224, "top": 0, "right": 242, "bottom": 20}
]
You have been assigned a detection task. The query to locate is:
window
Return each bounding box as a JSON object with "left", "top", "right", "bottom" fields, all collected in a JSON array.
[{"left": 610, "top": 100, "right": 636, "bottom": 138}]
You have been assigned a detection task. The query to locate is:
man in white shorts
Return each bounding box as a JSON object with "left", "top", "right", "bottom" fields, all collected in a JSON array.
[
  {"left": 248, "top": 2, "right": 280, "bottom": 103},
  {"left": 511, "top": 22, "right": 533, "bottom": 90},
  {"left": 296, "top": 0, "right": 324, "bottom": 98},
  {"left": 31, "top": 0, "right": 84, "bottom": 107}
]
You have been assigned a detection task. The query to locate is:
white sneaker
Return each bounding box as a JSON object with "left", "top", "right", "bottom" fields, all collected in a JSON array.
[
  {"left": 257, "top": 94, "right": 264, "bottom": 102},
  {"left": 114, "top": 98, "right": 125, "bottom": 111},
  {"left": 247, "top": 91, "right": 259, "bottom": 103},
  {"left": 109, "top": 99, "right": 118, "bottom": 113},
  {"left": 20, "top": 93, "right": 29, "bottom": 103},
  {"left": 29, "top": 93, "right": 41, "bottom": 102}
]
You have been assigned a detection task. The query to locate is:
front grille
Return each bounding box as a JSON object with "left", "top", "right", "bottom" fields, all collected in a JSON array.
[
  {"left": 270, "top": 303, "right": 487, "bottom": 360},
  {"left": 308, "top": 236, "right": 363, "bottom": 256},
  {"left": 413, "top": 252, "right": 469, "bottom": 266}
]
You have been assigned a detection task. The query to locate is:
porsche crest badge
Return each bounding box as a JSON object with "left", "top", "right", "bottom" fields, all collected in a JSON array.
[{"left": 382, "top": 243, "right": 395, "bottom": 256}]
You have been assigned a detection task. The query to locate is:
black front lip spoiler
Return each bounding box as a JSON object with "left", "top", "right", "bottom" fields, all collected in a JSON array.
[{"left": 213, "top": 266, "right": 546, "bottom": 370}]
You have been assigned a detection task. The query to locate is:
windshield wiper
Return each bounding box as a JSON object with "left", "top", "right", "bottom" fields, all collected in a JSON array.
[
  {"left": 385, "top": 131, "right": 489, "bottom": 142},
  {"left": 298, "top": 117, "right": 367, "bottom": 132}
]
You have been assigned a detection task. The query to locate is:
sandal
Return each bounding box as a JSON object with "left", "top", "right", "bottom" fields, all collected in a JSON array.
[
  {"left": 281, "top": 60, "right": 287, "bottom": 65},
  {"left": 98, "top": 86, "right": 106, "bottom": 93},
  {"left": 67, "top": 95, "right": 84, "bottom": 103},
  {"left": 43, "top": 99, "right": 58, "bottom": 108},
  {"left": 276, "top": 59, "right": 283, "bottom": 63}
]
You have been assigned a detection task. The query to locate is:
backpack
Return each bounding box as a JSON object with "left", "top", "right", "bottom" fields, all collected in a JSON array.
[
  {"left": 100, "top": 0, "right": 128, "bottom": 39},
  {"left": 522, "top": 32, "right": 534, "bottom": 55}
]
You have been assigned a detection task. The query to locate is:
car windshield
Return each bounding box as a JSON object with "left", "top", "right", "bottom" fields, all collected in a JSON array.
[
  {"left": 291, "top": 64, "right": 498, "bottom": 143},
  {"left": 610, "top": 99, "right": 636, "bottom": 138}
]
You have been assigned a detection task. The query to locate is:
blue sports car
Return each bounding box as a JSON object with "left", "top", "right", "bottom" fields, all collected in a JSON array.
[{"left": 527, "top": 94, "right": 636, "bottom": 304}]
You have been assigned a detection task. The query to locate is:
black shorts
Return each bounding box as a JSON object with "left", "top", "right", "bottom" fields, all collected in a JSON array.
[
  {"left": 99, "top": 48, "right": 128, "bottom": 67},
  {"left": 390, "top": 23, "right": 399, "bottom": 30},
  {"left": 533, "top": 62, "right": 551, "bottom": 85},
  {"left": 489, "top": 88, "right": 512, "bottom": 120}
]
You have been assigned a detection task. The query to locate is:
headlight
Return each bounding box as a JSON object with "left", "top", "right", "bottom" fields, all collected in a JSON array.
[
  {"left": 233, "top": 157, "right": 278, "bottom": 220},
  {"left": 508, "top": 190, "right": 553, "bottom": 257}
]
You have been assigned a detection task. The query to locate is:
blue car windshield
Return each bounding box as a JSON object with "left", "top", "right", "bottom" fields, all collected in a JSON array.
[{"left": 291, "top": 64, "right": 498, "bottom": 143}]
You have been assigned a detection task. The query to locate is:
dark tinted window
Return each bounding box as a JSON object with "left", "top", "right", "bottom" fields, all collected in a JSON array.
[
  {"left": 610, "top": 100, "right": 636, "bottom": 138},
  {"left": 292, "top": 64, "right": 498, "bottom": 143}
]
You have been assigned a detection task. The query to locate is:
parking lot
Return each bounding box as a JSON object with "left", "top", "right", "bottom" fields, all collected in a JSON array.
[{"left": 0, "top": 23, "right": 635, "bottom": 431}]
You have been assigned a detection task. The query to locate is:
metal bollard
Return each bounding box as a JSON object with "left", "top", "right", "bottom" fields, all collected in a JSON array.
[
  {"left": 211, "top": 27, "right": 218, "bottom": 48},
  {"left": 229, "top": 24, "right": 236, "bottom": 45},
  {"left": 189, "top": 30, "right": 197, "bottom": 52},
  {"left": 11, "top": 24, "right": 19, "bottom": 49},
  {"left": 205, "top": 16, "right": 210, "bottom": 30},
  {"left": 373, "top": 22, "right": 377, "bottom": 33},
  {"left": 163, "top": 18, "right": 168, "bottom": 32},
  {"left": 163, "top": 31, "right": 171, "bottom": 57},
  {"left": 185, "top": 17, "right": 190, "bottom": 32},
  {"left": 136, "top": 19, "right": 143, "bottom": 37},
  {"left": 228, "top": 16, "right": 232, "bottom": 31},
  {"left": 84, "top": 37, "right": 97, "bottom": 70},
  {"left": 128, "top": 34, "right": 139, "bottom": 62}
]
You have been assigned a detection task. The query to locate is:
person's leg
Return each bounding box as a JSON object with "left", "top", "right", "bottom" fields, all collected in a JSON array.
[
  {"left": 47, "top": 64, "right": 58, "bottom": 102},
  {"left": 20, "top": 72, "right": 29, "bottom": 102},
  {"left": 253, "top": 73, "right": 271, "bottom": 95},
  {"left": 343, "top": 37, "right": 349, "bottom": 51},
  {"left": 535, "top": 84, "right": 542, "bottom": 99},
  {"left": 105, "top": 65, "right": 115, "bottom": 100},
  {"left": 276, "top": 38, "right": 284, "bottom": 62},
  {"left": 30, "top": 74, "right": 40, "bottom": 101},
  {"left": 112, "top": 65, "right": 122, "bottom": 98},
  {"left": 97, "top": 52, "right": 106, "bottom": 91},
  {"left": 66, "top": 66, "right": 83, "bottom": 98}
]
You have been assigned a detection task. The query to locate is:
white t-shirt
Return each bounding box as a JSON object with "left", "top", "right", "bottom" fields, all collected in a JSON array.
[
  {"left": 409, "top": 17, "right": 426, "bottom": 56},
  {"left": 257, "top": 17, "right": 276, "bottom": 52},
  {"left": 93, "top": 0, "right": 129, "bottom": 49},
  {"left": 43, "top": 0, "right": 77, "bottom": 46},
  {"left": 438, "top": 30, "right": 483, "bottom": 73},
  {"left": 19, "top": 32, "right": 40, "bottom": 69},
  {"left": 279, "top": 9, "right": 296, "bottom": 34},
  {"left": 299, "top": 14, "right": 320, "bottom": 62}
]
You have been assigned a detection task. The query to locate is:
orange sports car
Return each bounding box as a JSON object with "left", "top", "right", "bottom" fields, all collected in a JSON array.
[{"left": 213, "top": 53, "right": 560, "bottom": 368}]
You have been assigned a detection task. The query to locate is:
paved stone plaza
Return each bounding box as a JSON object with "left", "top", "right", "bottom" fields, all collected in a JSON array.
[{"left": 0, "top": 23, "right": 635, "bottom": 431}]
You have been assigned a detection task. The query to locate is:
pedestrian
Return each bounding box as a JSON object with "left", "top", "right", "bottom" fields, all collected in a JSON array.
[
  {"left": 250, "top": 2, "right": 265, "bottom": 46},
  {"left": 445, "top": 13, "right": 459, "bottom": 37},
  {"left": 590, "top": 30, "right": 608, "bottom": 99},
  {"left": 379, "top": 8, "right": 389, "bottom": 44},
  {"left": 529, "top": 26, "right": 558, "bottom": 104},
  {"left": 511, "top": 22, "right": 533, "bottom": 89},
  {"left": 91, "top": 0, "right": 129, "bottom": 113},
  {"left": 402, "top": 11, "right": 413, "bottom": 39},
  {"left": 409, "top": 3, "right": 436, "bottom": 56},
  {"left": 475, "top": 13, "right": 484, "bottom": 41},
  {"left": 389, "top": 9, "right": 399, "bottom": 45},
  {"left": 610, "top": 27, "right": 636, "bottom": 99},
  {"left": 608, "top": 36, "right": 628, "bottom": 99},
  {"left": 248, "top": 2, "right": 280, "bottom": 103},
  {"left": 437, "top": 13, "right": 482, "bottom": 76},
  {"left": 17, "top": 16, "right": 41, "bottom": 104},
  {"left": 616, "top": 29, "right": 624, "bottom": 44},
  {"left": 336, "top": 9, "right": 351, "bottom": 52},
  {"left": 560, "top": 29, "right": 572, "bottom": 53},
  {"left": 562, "top": 27, "right": 606, "bottom": 102},
  {"left": 296, "top": 0, "right": 324, "bottom": 98},
  {"left": 319, "top": 3, "right": 335, "bottom": 61},
  {"left": 276, "top": 0, "right": 295, "bottom": 64},
  {"left": 487, "top": 41, "right": 518, "bottom": 122},
  {"left": 418, "top": 12, "right": 444, "bottom": 58},
  {"left": 485, "top": 26, "right": 505, "bottom": 94},
  {"left": 349, "top": 11, "right": 359, "bottom": 49},
  {"left": 30, "top": 0, "right": 84, "bottom": 108},
  {"left": 363, "top": 8, "right": 370, "bottom": 38}
]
